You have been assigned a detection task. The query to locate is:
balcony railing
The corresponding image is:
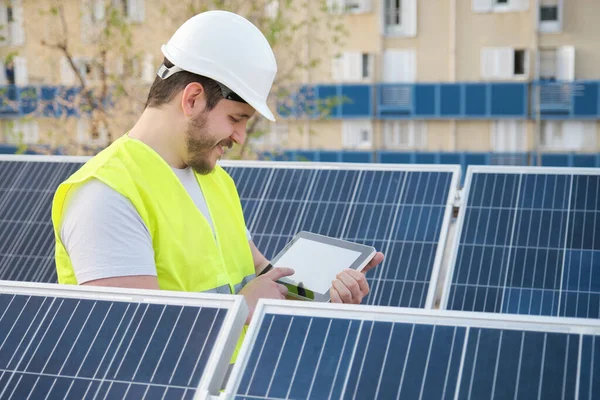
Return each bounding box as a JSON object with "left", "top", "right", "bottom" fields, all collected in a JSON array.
[
  {"left": 2, "top": 80, "right": 600, "bottom": 121},
  {"left": 0, "top": 85, "right": 109, "bottom": 119}
]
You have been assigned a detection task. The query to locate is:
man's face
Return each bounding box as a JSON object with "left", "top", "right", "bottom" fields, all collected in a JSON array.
[{"left": 184, "top": 98, "right": 255, "bottom": 174}]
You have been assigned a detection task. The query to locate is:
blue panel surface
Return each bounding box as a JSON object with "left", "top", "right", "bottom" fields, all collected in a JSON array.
[
  {"left": 414, "top": 84, "right": 436, "bottom": 116},
  {"left": 447, "top": 170, "right": 600, "bottom": 318},
  {"left": 232, "top": 313, "right": 592, "bottom": 400},
  {"left": 573, "top": 82, "right": 599, "bottom": 117},
  {"left": 0, "top": 160, "right": 84, "bottom": 282},
  {"left": 490, "top": 83, "right": 526, "bottom": 116},
  {"left": 464, "top": 84, "right": 487, "bottom": 116},
  {"left": 315, "top": 85, "right": 339, "bottom": 118},
  {"left": 223, "top": 164, "right": 457, "bottom": 308},
  {"left": 340, "top": 85, "right": 372, "bottom": 117},
  {"left": 0, "top": 292, "right": 226, "bottom": 399},
  {"left": 340, "top": 152, "right": 372, "bottom": 163},
  {"left": 440, "top": 84, "right": 461, "bottom": 116}
]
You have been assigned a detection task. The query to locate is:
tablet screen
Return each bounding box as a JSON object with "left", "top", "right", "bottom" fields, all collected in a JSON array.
[{"left": 273, "top": 237, "right": 362, "bottom": 294}]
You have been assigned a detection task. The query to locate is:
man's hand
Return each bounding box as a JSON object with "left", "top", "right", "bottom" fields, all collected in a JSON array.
[
  {"left": 239, "top": 267, "right": 295, "bottom": 324},
  {"left": 331, "top": 251, "right": 384, "bottom": 304}
]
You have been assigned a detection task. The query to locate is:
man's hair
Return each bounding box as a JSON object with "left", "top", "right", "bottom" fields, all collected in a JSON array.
[{"left": 144, "top": 57, "right": 223, "bottom": 111}]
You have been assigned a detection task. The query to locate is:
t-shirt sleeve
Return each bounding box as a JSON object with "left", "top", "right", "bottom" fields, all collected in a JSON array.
[{"left": 59, "top": 178, "right": 157, "bottom": 284}]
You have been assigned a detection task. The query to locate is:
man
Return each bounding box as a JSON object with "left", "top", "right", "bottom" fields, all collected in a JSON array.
[{"left": 51, "top": 11, "right": 383, "bottom": 329}]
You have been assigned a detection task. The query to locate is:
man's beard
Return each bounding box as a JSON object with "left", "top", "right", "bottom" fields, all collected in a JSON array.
[{"left": 185, "top": 113, "right": 233, "bottom": 175}]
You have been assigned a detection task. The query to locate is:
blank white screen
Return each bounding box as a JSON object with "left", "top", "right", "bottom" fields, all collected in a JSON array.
[{"left": 273, "top": 238, "right": 362, "bottom": 293}]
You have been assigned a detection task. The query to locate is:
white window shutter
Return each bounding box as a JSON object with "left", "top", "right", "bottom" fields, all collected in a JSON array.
[
  {"left": 472, "top": 0, "right": 493, "bottom": 12},
  {"left": 13, "top": 56, "right": 27, "bottom": 85},
  {"left": 496, "top": 47, "right": 514, "bottom": 79},
  {"left": 80, "top": 0, "right": 92, "bottom": 42},
  {"left": 355, "top": 0, "right": 372, "bottom": 13},
  {"left": 401, "top": 0, "right": 417, "bottom": 37},
  {"left": 93, "top": 0, "right": 105, "bottom": 21},
  {"left": 141, "top": 53, "right": 154, "bottom": 83},
  {"left": 60, "top": 57, "right": 76, "bottom": 85},
  {"left": 331, "top": 55, "right": 344, "bottom": 82},
  {"left": 556, "top": 45, "right": 575, "bottom": 81},
  {"left": 383, "top": 49, "right": 416, "bottom": 82},
  {"left": 127, "top": 0, "right": 144, "bottom": 22},
  {"left": 10, "top": 0, "right": 25, "bottom": 46},
  {"left": 481, "top": 48, "right": 495, "bottom": 79},
  {"left": 136, "top": 0, "right": 145, "bottom": 22},
  {"left": 0, "top": 4, "right": 8, "bottom": 47},
  {"left": 327, "top": 0, "right": 344, "bottom": 14},
  {"left": 342, "top": 120, "right": 372, "bottom": 148},
  {"left": 344, "top": 52, "right": 362, "bottom": 81},
  {"left": 383, "top": 50, "right": 400, "bottom": 82},
  {"left": 0, "top": 61, "right": 6, "bottom": 84},
  {"left": 511, "top": 0, "right": 529, "bottom": 11}
]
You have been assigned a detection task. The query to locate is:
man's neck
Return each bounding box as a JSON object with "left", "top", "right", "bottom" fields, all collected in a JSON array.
[{"left": 128, "top": 108, "right": 187, "bottom": 169}]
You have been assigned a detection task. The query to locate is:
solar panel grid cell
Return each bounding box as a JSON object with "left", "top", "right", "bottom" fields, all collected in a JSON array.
[
  {"left": 0, "top": 158, "right": 85, "bottom": 283},
  {"left": 221, "top": 161, "right": 459, "bottom": 309},
  {"left": 444, "top": 167, "right": 600, "bottom": 319},
  {"left": 226, "top": 300, "right": 600, "bottom": 400},
  {"left": 0, "top": 282, "right": 247, "bottom": 400}
]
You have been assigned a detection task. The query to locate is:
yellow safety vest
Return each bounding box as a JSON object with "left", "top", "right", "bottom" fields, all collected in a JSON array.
[{"left": 51, "top": 133, "right": 255, "bottom": 361}]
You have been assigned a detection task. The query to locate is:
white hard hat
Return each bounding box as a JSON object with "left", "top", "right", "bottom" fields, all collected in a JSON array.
[{"left": 158, "top": 10, "right": 278, "bottom": 121}]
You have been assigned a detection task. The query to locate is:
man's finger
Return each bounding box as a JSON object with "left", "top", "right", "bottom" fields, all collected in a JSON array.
[
  {"left": 330, "top": 286, "right": 342, "bottom": 303},
  {"left": 336, "top": 271, "right": 361, "bottom": 300},
  {"left": 264, "top": 267, "right": 295, "bottom": 281},
  {"left": 343, "top": 269, "right": 369, "bottom": 295},
  {"left": 362, "top": 252, "right": 384, "bottom": 273},
  {"left": 332, "top": 279, "right": 353, "bottom": 303}
]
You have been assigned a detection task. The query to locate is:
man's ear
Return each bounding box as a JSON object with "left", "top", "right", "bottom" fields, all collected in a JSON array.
[{"left": 180, "top": 82, "right": 206, "bottom": 118}]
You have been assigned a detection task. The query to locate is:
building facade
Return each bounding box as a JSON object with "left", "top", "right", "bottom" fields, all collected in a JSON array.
[
  {"left": 272, "top": 0, "right": 600, "bottom": 157},
  {"left": 0, "top": 0, "right": 598, "bottom": 158}
]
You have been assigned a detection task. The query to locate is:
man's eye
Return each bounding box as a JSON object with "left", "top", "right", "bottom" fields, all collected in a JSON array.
[{"left": 230, "top": 116, "right": 240, "bottom": 124}]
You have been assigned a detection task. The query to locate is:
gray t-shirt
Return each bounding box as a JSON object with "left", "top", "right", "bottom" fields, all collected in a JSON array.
[{"left": 60, "top": 166, "right": 251, "bottom": 284}]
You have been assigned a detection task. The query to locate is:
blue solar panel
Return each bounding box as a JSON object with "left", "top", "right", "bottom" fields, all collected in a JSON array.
[
  {"left": 222, "top": 161, "right": 460, "bottom": 308},
  {"left": 443, "top": 166, "right": 600, "bottom": 319},
  {"left": 224, "top": 300, "right": 600, "bottom": 400},
  {"left": 0, "top": 157, "right": 86, "bottom": 283},
  {"left": 0, "top": 282, "right": 246, "bottom": 399}
]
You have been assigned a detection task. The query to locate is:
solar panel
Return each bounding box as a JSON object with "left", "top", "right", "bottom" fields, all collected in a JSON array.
[
  {"left": 442, "top": 166, "right": 600, "bottom": 319},
  {"left": 0, "top": 155, "right": 459, "bottom": 310},
  {"left": 220, "top": 161, "right": 460, "bottom": 309},
  {"left": 224, "top": 299, "right": 600, "bottom": 400},
  {"left": 0, "top": 280, "right": 247, "bottom": 399},
  {"left": 0, "top": 155, "right": 87, "bottom": 283}
]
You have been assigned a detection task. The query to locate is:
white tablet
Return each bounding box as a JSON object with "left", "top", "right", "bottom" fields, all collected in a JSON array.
[{"left": 269, "top": 231, "right": 376, "bottom": 302}]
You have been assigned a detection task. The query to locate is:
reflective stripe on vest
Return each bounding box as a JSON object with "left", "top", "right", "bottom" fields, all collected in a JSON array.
[{"left": 202, "top": 273, "right": 256, "bottom": 294}]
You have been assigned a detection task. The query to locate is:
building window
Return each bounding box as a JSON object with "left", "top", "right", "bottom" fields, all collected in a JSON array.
[
  {"left": 342, "top": 120, "right": 373, "bottom": 149},
  {"left": 473, "top": 0, "right": 528, "bottom": 13},
  {"left": 332, "top": 52, "right": 373, "bottom": 82},
  {"left": 491, "top": 121, "right": 526, "bottom": 152},
  {"left": 327, "top": 0, "right": 372, "bottom": 14},
  {"left": 383, "top": 121, "right": 426, "bottom": 149},
  {"left": 512, "top": 50, "right": 526, "bottom": 76},
  {"left": 112, "top": 0, "right": 145, "bottom": 22},
  {"left": 0, "top": 0, "right": 25, "bottom": 47},
  {"left": 481, "top": 47, "right": 529, "bottom": 79},
  {"left": 538, "top": 46, "right": 574, "bottom": 81},
  {"left": 540, "top": 121, "right": 596, "bottom": 151},
  {"left": 4, "top": 120, "right": 39, "bottom": 145},
  {"left": 383, "top": 0, "right": 416, "bottom": 37},
  {"left": 538, "top": 0, "right": 562, "bottom": 33}
]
